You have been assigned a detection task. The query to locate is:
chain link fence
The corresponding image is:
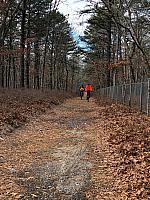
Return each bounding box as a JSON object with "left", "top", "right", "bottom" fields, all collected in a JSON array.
[{"left": 98, "top": 79, "right": 150, "bottom": 115}]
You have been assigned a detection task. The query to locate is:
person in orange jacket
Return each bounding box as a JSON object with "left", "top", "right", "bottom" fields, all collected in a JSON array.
[{"left": 85, "top": 83, "right": 92, "bottom": 102}]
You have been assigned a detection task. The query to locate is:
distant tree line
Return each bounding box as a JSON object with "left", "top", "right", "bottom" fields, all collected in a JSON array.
[
  {"left": 81, "top": 0, "right": 150, "bottom": 88},
  {"left": 0, "top": 0, "right": 80, "bottom": 91}
]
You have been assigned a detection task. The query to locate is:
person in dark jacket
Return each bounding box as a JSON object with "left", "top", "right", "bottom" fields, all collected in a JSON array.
[{"left": 79, "top": 85, "right": 85, "bottom": 100}]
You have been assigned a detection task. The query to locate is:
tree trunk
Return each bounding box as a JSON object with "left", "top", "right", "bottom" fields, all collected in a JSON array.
[
  {"left": 20, "top": 0, "right": 27, "bottom": 88},
  {"left": 26, "top": 0, "right": 31, "bottom": 88},
  {"left": 65, "top": 65, "right": 69, "bottom": 91},
  {"left": 13, "top": 57, "right": 16, "bottom": 88},
  {"left": 1, "top": 63, "right": 5, "bottom": 88},
  {"left": 34, "top": 39, "right": 40, "bottom": 89},
  {"left": 106, "top": 0, "right": 113, "bottom": 87},
  {"left": 41, "top": 42, "right": 47, "bottom": 89}
]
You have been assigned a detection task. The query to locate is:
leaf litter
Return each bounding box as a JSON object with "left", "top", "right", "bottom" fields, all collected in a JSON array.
[{"left": 0, "top": 93, "right": 149, "bottom": 199}]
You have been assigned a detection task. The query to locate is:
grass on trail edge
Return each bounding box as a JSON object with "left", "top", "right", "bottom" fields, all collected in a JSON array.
[{"left": 0, "top": 89, "right": 75, "bottom": 137}]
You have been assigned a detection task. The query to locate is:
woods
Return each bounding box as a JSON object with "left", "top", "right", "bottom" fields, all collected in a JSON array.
[
  {"left": 0, "top": 1, "right": 150, "bottom": 199},
  {"left": 0, "top": 0, "right": 80, "bottom": 91},
  {"left": 1, "top": 0, "right": 149, "bottom": 90},
  {"left": 81, "top": 0, "right": 150, "bottom": 88}
]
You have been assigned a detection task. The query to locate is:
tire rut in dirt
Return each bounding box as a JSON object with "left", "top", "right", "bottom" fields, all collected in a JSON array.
[{"left": 16, "top": 144, "right": 92, "bottom": 199}]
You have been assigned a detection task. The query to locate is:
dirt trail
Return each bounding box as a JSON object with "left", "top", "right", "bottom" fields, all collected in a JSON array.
[{"left": 0, "top": 97, "right": 118, "bottom": 200}]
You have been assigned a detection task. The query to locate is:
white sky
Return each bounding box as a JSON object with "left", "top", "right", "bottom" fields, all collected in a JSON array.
[{"left": 58, "top": 0, "right": 90, "bottom": 36}]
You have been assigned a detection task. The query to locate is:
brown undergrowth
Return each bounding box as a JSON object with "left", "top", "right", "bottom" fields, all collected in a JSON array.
[
  {"left": 95, "top": 96, "right": 150, "bottom": 199},
  {"left": 0, "top": 94, "right": 149, "bottom": 199},
  {"left": 0, "top": 89, "right": 74, "bottom": 138}
]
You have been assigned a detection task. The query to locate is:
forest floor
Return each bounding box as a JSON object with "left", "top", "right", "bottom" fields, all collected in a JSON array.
[{"left": 0, "top": 92, "right": 150, "bottom": 200}]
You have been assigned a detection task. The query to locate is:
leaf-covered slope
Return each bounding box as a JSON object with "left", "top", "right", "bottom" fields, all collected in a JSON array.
[
  {"left": 0, "top": 89, "right": 73, "bottom": 136},
  {"left": 95, "top": 96, "right": 150, "bottom": 199}
]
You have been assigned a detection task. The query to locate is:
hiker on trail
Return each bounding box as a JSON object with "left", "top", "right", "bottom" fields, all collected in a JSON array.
[
  {"left": 85, "top": 83, "right": 92, "bottom": 102},
  {"left": 79, "top": 85, "right": 85, "bottom": 100}
]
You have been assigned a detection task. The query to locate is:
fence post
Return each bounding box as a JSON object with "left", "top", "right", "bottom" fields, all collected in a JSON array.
[
  {"left": 116, "top": 85, "right": 119, "bottom": 103},
  {"left": 129, "top": 83, "right": 132, "bottom": 107},
  {"left": 122, "top": 84, "right": 125, "bottom": 104},
  {"left": 140, "top": 82, "right": 143, "bottom": 112},
  {"left": 112, "top": 85, "right": 116, "bottom": 100},
  {"left": 147, "top": 78, "right": 150, "bottom": 115}
]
